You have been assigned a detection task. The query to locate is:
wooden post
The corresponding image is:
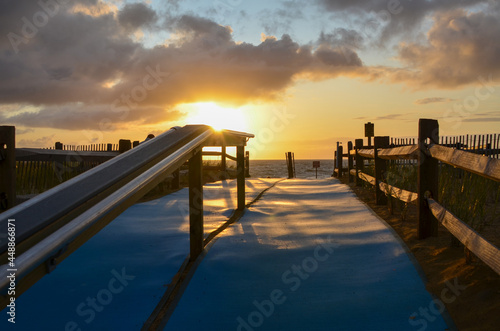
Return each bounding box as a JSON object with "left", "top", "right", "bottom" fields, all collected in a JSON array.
[
  {"left": 355, "top": 139, "right": 364, "bottom": 186},
  {"left": 0, "top": 126, "right": 16, "bottom": 210},
  {"left": 132, "top": 141, "right": 140, "bottom": 148},
  {"left": 245, "top": 151, "right": 250, "bottom": 178},
  {"left": 417, "top": 119, "right": 439, "bottom": 239},
  {"left": 347, "top": 141, "right": 354, "bottom": 183},
  {"left": 55, "top": 142, "right": 63, "bottom": 150},
  {"left": 337, "top": 145, "right": 343, "bottom": 178},
  {"left": 333, "top": 150, "right": 337, "bottom": 177},
  {"left": 237, "top": 146, "right": 245, "bottom": 211},
  {"left": 220, "top": 144, "right": 227, "bottom": 180},
  {"left": 107, "top": 143, "right": 113, "bottom": 152},
  {"left": 172, "top": 168, "right": 180, "bottom": 190},
  {"left": 374, "top": 136, "right": 389, "bottom": 205},
  {"left": 119, "top": 139, "right": 131, "bottom": 153},
  {"left": 286, "top": 152, "right": 294, "bottom": 178},
  {"left": 189, "top": 149, "right": 203, "bottom": 261}
]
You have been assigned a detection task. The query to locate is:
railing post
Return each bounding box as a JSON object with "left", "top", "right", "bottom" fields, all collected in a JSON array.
[
  {"left": 333, "top": 150, "right": 337, "bottom": 177},
  {"left": 172, "top": 168, "right": 180, "bottom": 190},
  {"left": 119, "top": 139, "right": 131, "bottom": 153},
  {"left": 374, "top": 136, "right": 389, "bottom": 205},
  {"left": 245, "top": 151, "right": 250, "bottom": 178},
  {"left": 347, "top": 141, "right": 354, "bottom": 183},
  {"left": 189, "top": 149, "right": 203, "bottom": 261},
  {"left": 417, "top": 119, "right": 439, "bottom": 239},
  {"left": 107, "top": 143, "right": 113, "bottom": 152},
  {"left": 55, "top": 142, "right": 63, "bottom": 150},
  {"left": 220, "top": 144, "right": 227, "bottom": 180},
  {"left": 132, "top": 141, "right": 140, "bottom": 148},
  {"left": 0, "top": 126, "right": 16, "bottom": 211},
  {"left": 237, "top": 146, "right": 245, "bottom": 211},
  {"left": 286, "top": 152, "right": 294, "bottom": 178},
  {"left": 337, "top": 145, "right": 343, "bottom": 178},
  {"left": 355, "top": 139, "right": 364, "bottom": 186}
]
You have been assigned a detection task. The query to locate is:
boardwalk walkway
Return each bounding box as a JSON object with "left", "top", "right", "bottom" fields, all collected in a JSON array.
[
  {"left": 1, "top": 179, "right": 454, "bottom": 330},
  {"left": 166, "top": 179, "right": 453, "bottom": 330}
]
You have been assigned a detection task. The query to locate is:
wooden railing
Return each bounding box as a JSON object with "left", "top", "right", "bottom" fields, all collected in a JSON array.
[{"left": 337, "top": 119, "right": 500, "bottom": 275}]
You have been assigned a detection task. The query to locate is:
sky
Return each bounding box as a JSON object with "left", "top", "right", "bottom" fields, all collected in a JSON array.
[{"left": 1, "top": 0, "right": 499, "bottom": 159}]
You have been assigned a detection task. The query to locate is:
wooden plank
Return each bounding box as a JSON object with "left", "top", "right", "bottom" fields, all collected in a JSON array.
[
  {"left": 377, "top": 145, "right": 418, "bottom": 160},
  {"left": 429, "top": 144, "right": 500, "bottom": 182},
  {"left": 379, "top": 182, "right": 418, "bottom": 203},
  {"left": 427, "top": 198, "right": 500, "bottom": 275},
  {"left": 356, "top": 171, "right": 376, "bottom": 186},
  {"left": 358, "top": 149, "right": 375, "bottom": 158}
]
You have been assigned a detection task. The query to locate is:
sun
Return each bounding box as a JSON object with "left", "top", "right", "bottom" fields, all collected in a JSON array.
[{"left": 183, "top": 102, "right": 248, "bottom": 132}]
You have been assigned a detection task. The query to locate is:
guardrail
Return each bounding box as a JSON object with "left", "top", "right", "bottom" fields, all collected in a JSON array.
[
  {"left": 341, "top": 119, "right": 500, "bottom": 276},
  {"left": 0, "top": 125, "right": 254, "bottom": 308}
]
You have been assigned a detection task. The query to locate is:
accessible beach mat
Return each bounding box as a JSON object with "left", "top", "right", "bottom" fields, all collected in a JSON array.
[{"left": 165, "top": 179, "right": 453, "bottom": 331}]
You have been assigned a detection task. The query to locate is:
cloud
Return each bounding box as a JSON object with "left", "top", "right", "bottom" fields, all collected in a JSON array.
[
  {"left": 118, "top": 3, "right": 158, "bottom": 31},
  {"left": 462, "top": 111, "right": 500, "bottom": 123},
  {"left": 316, "top": 0, "right": 489, "bottom": 44},
  {"left": 354, "top": 113, "right": 413, "bottom": 121},
  {"left": 258, "top": 1, "right": 305, "bottom": 36},
  {"left": 17, "top": 135, "right": 55, "bottom": 148},
  {"left": 393, "top": 9, "right": 500, "bottom": 88},
  {"left": 0, "top": 3, "right": 365, "bottom": 131},
  {"left": 0, "top": 104, "right": 183, "bottom": 130},
  {"left": 414, "top": 97, "right": 456, "bottom": 105}
]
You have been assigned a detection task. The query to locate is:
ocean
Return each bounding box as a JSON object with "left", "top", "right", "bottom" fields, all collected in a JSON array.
[{"left": 249, "top": 159, "right": 336, "bottom": 179}]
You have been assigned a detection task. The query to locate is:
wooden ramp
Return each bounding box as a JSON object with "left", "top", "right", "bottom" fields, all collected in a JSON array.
[{"left": 165, "top": 179, "right": 454, "bottom": 330}]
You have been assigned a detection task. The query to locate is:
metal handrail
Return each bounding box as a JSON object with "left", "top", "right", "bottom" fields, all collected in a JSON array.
[
  {"left": 0, "top": 126, "right": 205, "bottom": 251},
  {"left": 0, "top": 130, "right": 212, "bottom": 291}
]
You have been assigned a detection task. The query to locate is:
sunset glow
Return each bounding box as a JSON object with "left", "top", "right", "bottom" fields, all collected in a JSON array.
[
  {"left": 1, "top": 1, "right": 499, "bottom": 159},
  {"left": 183, "top": 103, "right": 248, "bottom": 132}
]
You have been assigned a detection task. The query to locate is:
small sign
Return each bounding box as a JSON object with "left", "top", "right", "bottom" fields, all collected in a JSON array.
[
  {"left": 365, "top": 122, "right": 374, "bottom": 138},
  {"left": 313, "top": 161, "right": 320, "bottom": 168}
]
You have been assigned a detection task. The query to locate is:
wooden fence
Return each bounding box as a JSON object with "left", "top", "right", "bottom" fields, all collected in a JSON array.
[
  {"left": 333, "top": 119, "right": 500, "bottom": 275},
  {"left": 0, "top": 128, "right": 251, "bottom": 208}
]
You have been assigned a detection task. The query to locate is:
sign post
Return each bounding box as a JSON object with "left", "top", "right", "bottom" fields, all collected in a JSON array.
[
  {"left": 365, "top": 122, "right": 374, "bottom": 147},
  {"left": 313, "top": 161, "right": 320, "bottom": 179}
]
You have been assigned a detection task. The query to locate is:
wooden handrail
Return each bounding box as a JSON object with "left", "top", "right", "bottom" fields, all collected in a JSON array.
[
  {"left": 429, "top": 144, "right": 500, "bottom": 182},
  {"left": 427, "top": 198, "right": 500, "bottom": 275},
  {"left": 379, "top": 182, "right": 417, "bottom": 203},
  {"left": 351, "top": 169, "right": 376, "bottom": 186},
  {"left": 377, "top": 145, "right": 418, "bottom": 160}
]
